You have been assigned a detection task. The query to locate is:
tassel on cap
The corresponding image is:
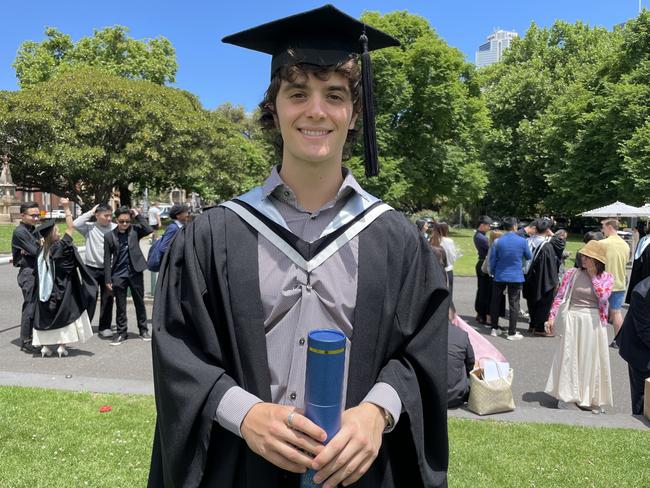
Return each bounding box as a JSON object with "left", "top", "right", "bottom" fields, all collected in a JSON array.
[{"left": 360, "top": 31, "right": 379, "bottom": 177}]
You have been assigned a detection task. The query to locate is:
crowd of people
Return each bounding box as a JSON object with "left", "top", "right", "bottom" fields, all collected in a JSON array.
[
  {"left": 464, "top": 215, "right": 650, "bottom": 416},
  {"left": 10, "top": 199, "right": 191, "bottom": 353}
]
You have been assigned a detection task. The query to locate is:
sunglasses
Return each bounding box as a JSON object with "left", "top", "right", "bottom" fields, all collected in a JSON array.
[{"left": 117, "top": 220, "right": 131, "bottom": 224}]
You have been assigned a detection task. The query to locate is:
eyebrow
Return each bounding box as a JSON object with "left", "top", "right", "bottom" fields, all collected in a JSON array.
[{"left": 282, "top": 81, "right": 350, "bottom": 94}]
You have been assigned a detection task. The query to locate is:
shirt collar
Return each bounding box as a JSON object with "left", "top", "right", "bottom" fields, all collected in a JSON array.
[{"left": 261, "top": 165, "right": 369, "bottom": 211}]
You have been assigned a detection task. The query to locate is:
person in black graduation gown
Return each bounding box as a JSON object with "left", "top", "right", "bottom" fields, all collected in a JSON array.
[
  {"left": 148, "top": 5, "right": 449, "bottom": 488},
  {"left": 31, "top": 198, "right": 97, "bottom": 357}
]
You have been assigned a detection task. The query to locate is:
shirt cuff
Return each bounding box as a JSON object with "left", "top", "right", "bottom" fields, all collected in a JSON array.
[
  {"left": 215, "top": 386, "right": 263, "bottom": 438},
  {"left": 362, "top": 382, "right": 402, "bottom": 433}
]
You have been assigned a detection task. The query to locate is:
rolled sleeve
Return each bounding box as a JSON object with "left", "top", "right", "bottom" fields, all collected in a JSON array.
[
  {"left": 215, "top": 386, "right": 263, "bottom": 437},
  {"left": 362, "top": 382, "right": 402, "bottom": 433}
]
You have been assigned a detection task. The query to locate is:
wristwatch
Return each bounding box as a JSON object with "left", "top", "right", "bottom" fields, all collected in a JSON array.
[{"left": 382, "top": 407, "right": 395, "bottom": 432}]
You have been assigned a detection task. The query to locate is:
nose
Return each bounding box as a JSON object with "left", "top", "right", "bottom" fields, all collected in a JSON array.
[{"left": 305, "top": 93, "right": 326, "bottom": 120}]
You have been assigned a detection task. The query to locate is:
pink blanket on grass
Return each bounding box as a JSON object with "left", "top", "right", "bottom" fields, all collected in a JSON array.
[{"left": 452, "top": 315, "right": 507, "bottom": 363}]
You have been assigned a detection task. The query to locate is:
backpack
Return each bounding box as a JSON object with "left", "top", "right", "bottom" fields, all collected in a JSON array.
[{"left": 147, "top": 237, "right": 164, "bottom": 272}]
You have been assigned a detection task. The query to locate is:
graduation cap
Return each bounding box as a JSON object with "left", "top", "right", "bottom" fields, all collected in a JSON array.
[
  {"left": 36, "top": 219, "right": 56, "bottom": 238},
  {"left": 222, "top": 4, "right": 400, "bottom": 177}
]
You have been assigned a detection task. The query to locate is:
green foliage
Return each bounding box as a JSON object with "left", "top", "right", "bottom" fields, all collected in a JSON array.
[
  {"left": 13, "top": 26, "right": 177, "bottom": 87},
  {"left": 482, "top": 11, "right": 650, "bottom": 216},
  {"left": 352, "top": 10, "right": 490, "bottom": 211},
  {"left": 0, "top": 67, "right": 266, "bottom": 207}
]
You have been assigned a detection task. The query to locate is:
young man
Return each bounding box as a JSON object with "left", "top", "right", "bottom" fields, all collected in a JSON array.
[
  {"left": 148, "top": 202, "right": 161, "bottom": 235},
  {"left": 149, "top": 6, "right": 449, "bottom": 488},
  {"left": 103, "top": 207, "right": 153, "bottom": 344},
  {"left": 73, "top": 203, "right": 117, "bottom": 337},
  {"left": 474, "top": 215, "right": 492, "bottom": 324},
  {"left": 157, "top": 204, "right": 189, "bottom": 256},
  {"left": 11, "top": 201, "right": 41, "bottom": 353},
  {"left": 488, "top": 217, "right": 531, "bottom": 340},
  {"left": 600, "top": 219, "right": 631, "bottom": 346}
]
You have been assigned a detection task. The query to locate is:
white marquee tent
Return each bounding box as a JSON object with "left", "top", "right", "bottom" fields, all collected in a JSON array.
[{"left": 580, "top": 201, "right": 650, "bottom": 218}]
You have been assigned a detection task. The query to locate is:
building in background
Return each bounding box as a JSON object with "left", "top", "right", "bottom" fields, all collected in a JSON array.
[{"left": 475, "top": 29, "right": 518, "bottom": 68}]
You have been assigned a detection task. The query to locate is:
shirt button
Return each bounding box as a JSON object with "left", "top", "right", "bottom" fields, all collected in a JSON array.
[
  {"left": 283, "top": 190, "right": 291, "bottom": 198},
  {"left": 299, "top": 337, "right": 305, "bottom": 346},
  {"left": 289, "top": 392, "right": 297, "bottom": 401}
]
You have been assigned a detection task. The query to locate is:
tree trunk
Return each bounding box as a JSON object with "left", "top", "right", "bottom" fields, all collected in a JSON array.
[{"left": 118, "top": 184, "right": 131, "bottom": 208}]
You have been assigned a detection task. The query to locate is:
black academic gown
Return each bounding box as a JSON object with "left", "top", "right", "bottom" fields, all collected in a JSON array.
[
  {"left": 626, "top": 242, "right": 650, "bottom": 304},
  {"left": 34, "top": 234, "right": 97, "bottom": 330},
  {"left": 523, "top": 237, "right": 563, "bottom": 302},
  {"left": 148, "top": 206, "right": 450, "bottom": 488}
]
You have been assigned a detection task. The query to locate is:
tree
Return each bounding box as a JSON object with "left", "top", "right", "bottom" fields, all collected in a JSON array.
[
  {"left": 13, "top": 26, "right": 177, "bottom": 87},
  {"left": 1, "top": 68, "right": 211, "bottom": 207},
  {"left": 345, "top": 10, "right": 490, "bottom": 212}
]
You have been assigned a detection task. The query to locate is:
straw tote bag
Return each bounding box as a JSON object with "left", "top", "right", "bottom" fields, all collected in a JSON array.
[{"left": 467, "top": 358, "right": 515, "bottom": 415}]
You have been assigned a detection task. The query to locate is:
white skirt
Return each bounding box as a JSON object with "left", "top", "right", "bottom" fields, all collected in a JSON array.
[
  {"left": 32, "top": 310, "right": 93, "bottom": 346},
  {"left": 545, "top": 307, "right": 613, "bottom": 408}
]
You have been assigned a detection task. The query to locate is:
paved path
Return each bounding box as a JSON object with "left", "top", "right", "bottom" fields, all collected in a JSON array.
[{"left": 0, "top": 260, "right": 647, "bottom": 430}]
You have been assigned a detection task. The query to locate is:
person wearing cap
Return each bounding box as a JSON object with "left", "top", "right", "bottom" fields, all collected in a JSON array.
[
  {"left": 11, "top": 201, "right": 42, "bottom": 353},
  {"left": 545, "top": 240, "right": 614, "bottom": 413},
  {"left": 73, "top": 203, "right": 117, "bottom": 338},
  {"left": 148, "top": 5, "right": 449, "bottom": 488},
  {"left": 31, "top": 198, "right": 97, "bottom": 358},
  {"left": 156, "top": 204, "right": 189, "bottom": 256},
  {"left": 473, "top": 215, "right": 492, "bottom": 325}
]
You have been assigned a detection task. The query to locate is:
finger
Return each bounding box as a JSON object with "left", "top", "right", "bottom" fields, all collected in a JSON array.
[
  {"left": 311, "top": 429, "right": 352, "bottom": 471},
  {"left": 290, "top": 412, "right": 327, "bottom": 443},
  {"left": 264, "top": 448, "right": 308, "bottom": 474},
  {"left": 313, "top": 437, "right": 357, "bottom": 483},
  {"left": 282, "top": 428, "right": 326, "bottom": 457},
  {"left": 272, "top": 439, "right": 316, "bottom": 471},
  {"left": 328, "top": 453, "right": 365, "bottom": 488},
  {"left": 341, "top": 455, "right": 375, "bottom": 487}
]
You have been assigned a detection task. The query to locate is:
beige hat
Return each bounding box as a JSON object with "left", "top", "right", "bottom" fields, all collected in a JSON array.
[{"left": 579, "top": 240, "right": 607, "bottom": 265}]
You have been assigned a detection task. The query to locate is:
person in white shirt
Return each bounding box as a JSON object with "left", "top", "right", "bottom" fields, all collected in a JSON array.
[
  {"left": 148, "top": 203, "right": 162, "bottom": 233},
  {"left": 73, "top": 204, "right": 117, "bottom": 337}
]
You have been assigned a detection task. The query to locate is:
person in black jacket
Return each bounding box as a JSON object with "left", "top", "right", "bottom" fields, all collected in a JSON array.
[
  {"left": 11, "top": 201, "right": 41, "bottom": 353},
  {"left": 447, "top": 322, "right": 475, "bottom": 408},
  {"left": 616, "top": 276, "right": 650, "bottom": 415},
  {"left": 104, "top": 206, "right": 153, "bottom": 345}
]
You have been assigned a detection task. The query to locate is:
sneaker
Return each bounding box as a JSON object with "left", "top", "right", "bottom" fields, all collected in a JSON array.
[
  {"left": 519, "top": 310, "right": 530, "bottom": 319},
  {"left": 609, "top": 340, "right": 618, "bottom": 349},
  {"left": 506, "top": 332, "right": 524, "bottom": 341},
  {"left": 99, "top": 329, "right": 113, "bottom": 338},
  {"left": 591, "top": 406, "right": 606, "bottom": 415},
  {"left": 140, "top": 331, "right": 151, "bottom": 342},
  {"left": 109, "top": 334, "right": 127, "bottom": 346},
  {"left": 490, "top": 328, "right": 499, "bottom": 337}
]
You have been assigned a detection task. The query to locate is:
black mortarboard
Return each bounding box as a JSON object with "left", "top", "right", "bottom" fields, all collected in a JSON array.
[
  {"left": 222, "top": 4, "right": 400, "bottom": 177},
  {"left": 37, "top": 219, "right": 56, "bottom": 238}
]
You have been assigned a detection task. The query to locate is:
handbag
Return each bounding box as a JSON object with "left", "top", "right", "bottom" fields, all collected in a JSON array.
[{"left": 467, "top": 358, "right": 515, "bottom": 415}]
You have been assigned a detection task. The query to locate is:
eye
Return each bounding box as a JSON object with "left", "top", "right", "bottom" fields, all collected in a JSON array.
[
  {"left": 289, "top": 91, "right": 306, "bottom": 99},
  {"left": 327, "top": 93, "right": 344, "bottom": 101}
]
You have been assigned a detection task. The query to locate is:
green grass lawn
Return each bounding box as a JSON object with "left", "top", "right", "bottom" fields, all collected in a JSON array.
[
  {"left": 451, "top": 228, "right": 584, "bottom": 277},
  {"left": 0, "top": 386, "right": 648, "bottom": 487},
  {"left": 0, "top": 223, "right": 86, "bottom": 255}
]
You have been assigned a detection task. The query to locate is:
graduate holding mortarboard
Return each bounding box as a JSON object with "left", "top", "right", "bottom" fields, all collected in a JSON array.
[{"left": 148, "top": 5, "right": 449, "bottom": 487}]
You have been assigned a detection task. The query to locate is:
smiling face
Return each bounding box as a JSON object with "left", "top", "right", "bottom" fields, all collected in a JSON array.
[{"left": 273, "top": 70, "right": 358, "bottom": 168}]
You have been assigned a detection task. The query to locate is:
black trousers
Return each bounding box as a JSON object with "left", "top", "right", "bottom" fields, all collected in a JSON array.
[
  {"left": 628, "top": 364, "right": 650, "bottom": 416},
  {"left": 113, "top": 273, "right": 147, "bottom": 336},
  {"left": 491, "top": 282, "right": 522, "bottom": 335},
  {"left": 17, "top": 267, "right": 36, "bottom": 342},
  {"left": 86, "top": 265, "right": 114, "bottom": 331},
  {"left": 527, "top": 289, "right": 555, "bottom": 332},
  {"left": 474, "top": 260, "right": 492, "bottom": 319}
]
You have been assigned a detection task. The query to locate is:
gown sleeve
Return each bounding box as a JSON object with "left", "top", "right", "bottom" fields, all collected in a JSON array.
[
  {"left": 375, "top": 230, "right": 450, "bottom": 487},
  {"left": 149, "top": 212, "right": 240, "bottom": 488}
]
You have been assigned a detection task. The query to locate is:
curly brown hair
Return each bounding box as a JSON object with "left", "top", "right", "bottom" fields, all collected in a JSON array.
[{"left": 258, "top": 57, "right": 363, "bottom": 160}]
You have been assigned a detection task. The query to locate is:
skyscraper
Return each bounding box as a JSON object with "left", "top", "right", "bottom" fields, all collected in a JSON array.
[{"left": 475, "top": 29, "right": 518, "bottom": 68}]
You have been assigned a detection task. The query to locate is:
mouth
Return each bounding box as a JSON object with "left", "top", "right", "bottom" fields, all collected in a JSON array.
[{"left": 299, "top": 128, "right": 332, "bottom": 138}]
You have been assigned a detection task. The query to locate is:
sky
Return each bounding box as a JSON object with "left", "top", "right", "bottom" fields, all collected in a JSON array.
[{"left": 0, "top": 1, "right": 644, "bottom": 111}]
